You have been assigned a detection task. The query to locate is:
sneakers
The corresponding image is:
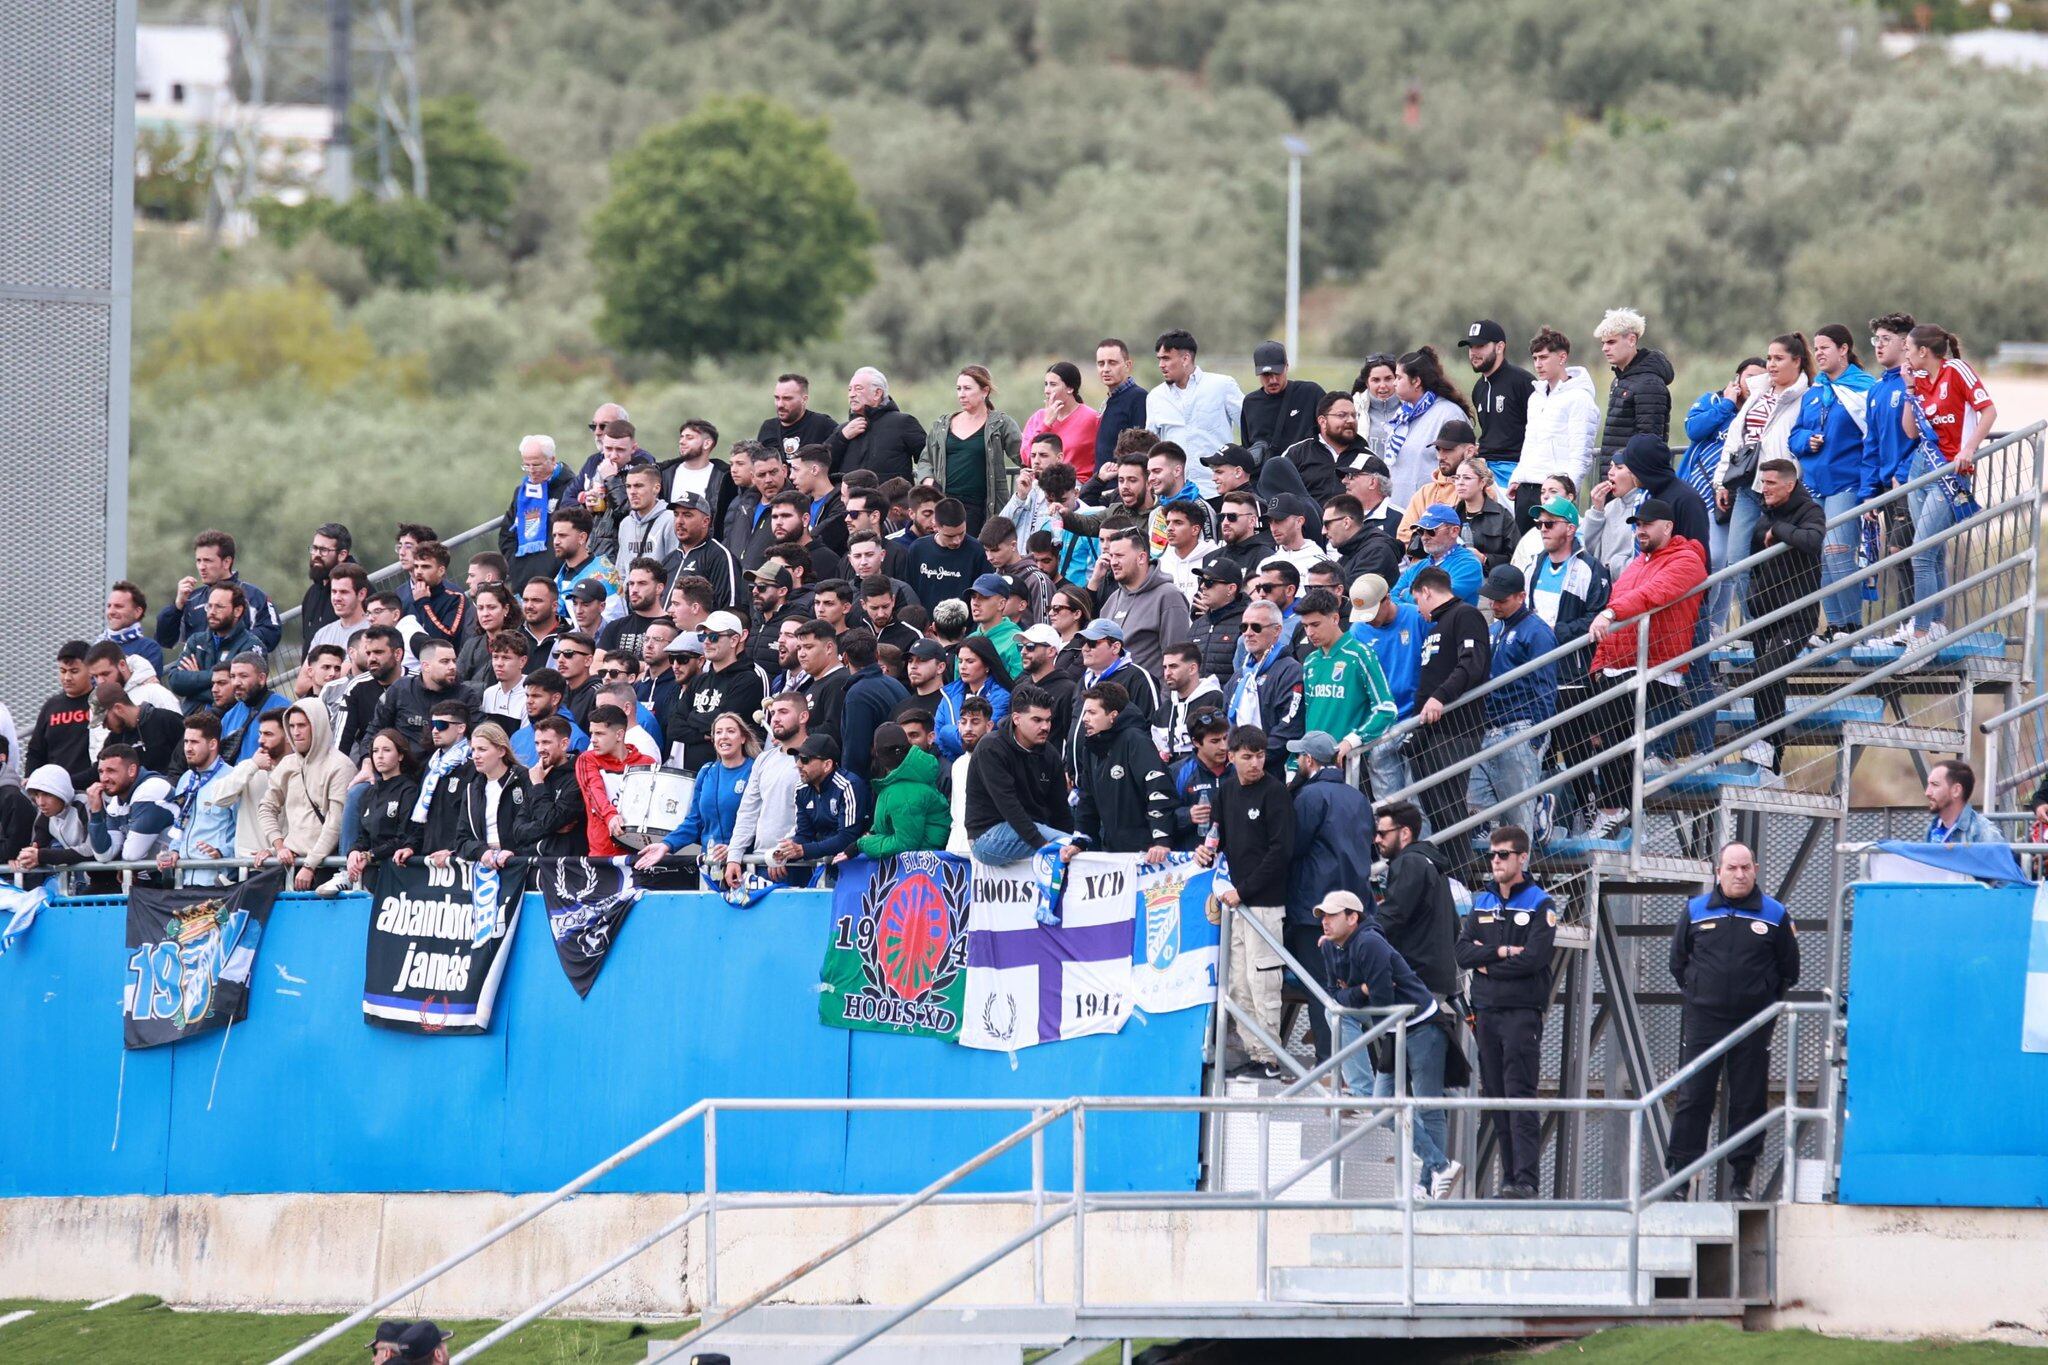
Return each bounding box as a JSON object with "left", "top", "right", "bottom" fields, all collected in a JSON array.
[
  {"left": 1740, "top": 740, "right": 1775, "bottom": 769},
  {"left": 1498, "top": 1181, "right": 1537, "bottom": 1200},
  {"left": 1725, "top": 1174, "right": 1754, "bottom": 1203},
  {"left": 1430, "top": 1159, "right": 1464, "bottom": 1201},
  {"left": 313, "top": 871, "right": 354, "bottom": 898},
  {"left": 1409, "top": 1183, "right": 1433, "bottom": 1203},
  {"left": 1640, "top": 753, "right": 1677, "bottom": 778},
  {"left": 1583, "top": 809, "right": 1628, "bottom": 842}
]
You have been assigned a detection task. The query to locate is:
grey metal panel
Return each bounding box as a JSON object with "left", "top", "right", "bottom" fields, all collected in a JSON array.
[{"left": 0, "top": 0, "right": 118, "bottom": 293}]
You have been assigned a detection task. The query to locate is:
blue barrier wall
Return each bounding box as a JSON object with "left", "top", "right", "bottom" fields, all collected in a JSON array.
[
  {"left": 0, "top": 892, "right": 1205, "bottom": 1198},
  {"left": 1842, "top": 882, "right": 2048, "bottom": 1207}
]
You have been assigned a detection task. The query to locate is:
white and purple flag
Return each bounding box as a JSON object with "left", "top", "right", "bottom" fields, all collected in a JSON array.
[{"left": 958, "top": 851, "right": 1136, "bottom": 1051}]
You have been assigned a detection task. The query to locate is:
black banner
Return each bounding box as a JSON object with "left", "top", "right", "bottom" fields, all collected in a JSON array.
[
  {"left": 362, "top": 859, "right": 526, "bottom": 1034},
  {"left": 538, "top": 859, "right": 643, "bottom": 998},
  {"left": 123, "top": 867, "right": 286, "bottom": 1049}
]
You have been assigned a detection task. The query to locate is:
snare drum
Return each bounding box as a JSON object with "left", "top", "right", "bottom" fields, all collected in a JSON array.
[{"left": 615, "top": 767, "right": 695, "bottom": 849}]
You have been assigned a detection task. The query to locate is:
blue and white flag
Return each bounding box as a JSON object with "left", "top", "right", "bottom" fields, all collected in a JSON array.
[
  {"left": 958, "top": 851, "right": 1136, "bottom": 1051},
  {"left": 2025, "top": 881, "right": 2048, "bottom": 1054},
  {"left": 471, "top": 863, "right": 505, "bottom": 948},
  {"left": 0, "top": 883, "right": 48, "bottom": 955},
  {"left": 1130, "top": 855, "right": 1220, "bottom": 1015}
]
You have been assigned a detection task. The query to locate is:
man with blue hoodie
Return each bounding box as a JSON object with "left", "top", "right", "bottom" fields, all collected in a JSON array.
[
  {"left": 1789, "top": 325, "right": 1876, "bottom": 642},
  {"left": 1863, "top": 313, "right": 1921, "bottom": 609}
]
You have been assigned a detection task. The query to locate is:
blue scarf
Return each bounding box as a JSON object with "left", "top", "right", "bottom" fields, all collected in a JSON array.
[
  {"left": 1386, "top": 390, "right": 1438, "bottom": 458},
  {"left": 513, "top": 475, "right": 555, "bottom": 556},
  {"left": 412, "top": 738, "right": 472, "bottom": 824}
]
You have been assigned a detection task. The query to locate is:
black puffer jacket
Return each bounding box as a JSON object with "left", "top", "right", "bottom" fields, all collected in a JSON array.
[
  {"left": 825, "top": 398, "right": 923, "bottom": 483},
  {"left": 1599, "top": 348, "right": 1675, "bottom": 460},
  {"left": 353, "top": 772, "right": 422, "bottom": 858},
  {"left": 1187, "top": 594, "right": 1247, "bottom": 680},
  {"left": 1074, "top": 705, "right": 1173, "bottom": 853}
]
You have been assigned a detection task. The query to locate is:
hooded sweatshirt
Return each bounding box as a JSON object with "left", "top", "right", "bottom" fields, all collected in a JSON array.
[
  {"left": 856, "top": 744, "right": 951, "bottom": 857},
  {"left": 23, "top": 764, "right": 93, "bottom": 866},
  {"left": 1789, "top": 363, "right": 1876, "bottom": 499},
  {"left": 1099, "top": 566, "right": 1192, "bottom": 680},
  {"left": 1073, "top": 705, "right": 1173, "bottom": 853},
  {"left": 1618, "top": 434, "right": 1713, "bottom": 551},
  {"left": 1512, "top": 365, "right": 1600, "bottom": 488},
  {"left": 257, "top": 698, "right": 354, "bottom": 861}
]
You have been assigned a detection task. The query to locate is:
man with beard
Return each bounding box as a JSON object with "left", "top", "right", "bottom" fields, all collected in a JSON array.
[
  {"left": 725, "top": 692, "right": 810, "bottom": 884},
  {"left": 405, "top": 540, "right": 472, "bottom": 649},
  {"left": 827, "top": 367, "right": 924, "bottom": 483},
  {"left": 1208, "top": 489, "right": 1275, "bottom": 581},
  {"left": 858, "top": 574, "right": 921, "bottom": 655},
  {"left": 1279, "top": 393, "right": 1370, "bottom": 503},
  {"left": 298, "top": 522, "right": 355, "bottom": 651},
  {"left": 663, "top": 492, "right": 739, "bottom": 611},
  {"left": 1186, "top": 553, "right": 1249, "bottom": 680},
  {"left": 669, "top": 612, "right": 768, "bottom": 771},
  {"left": 598, "top": 558, "right": 669, "bottom": 661},
  {"left": 758, "top": 372, "right": 840, "bottom": 460}
]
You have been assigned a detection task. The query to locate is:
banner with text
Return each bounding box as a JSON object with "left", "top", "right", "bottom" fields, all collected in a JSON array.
[
  {"left": 958, "top": 851, "right": 1136, "bottom": 1051},
  {"left": 538, "top": 859, "right": 642, "bottom": 998},
  {"left": 123, "top": 867, "right": 285, "bottom": 1049},
  {"left": 363, "top": 859, "right": 526, "bottom": 1034},
  {"left": 820, "top": 852, "right": 972, "bottom": 1040}
]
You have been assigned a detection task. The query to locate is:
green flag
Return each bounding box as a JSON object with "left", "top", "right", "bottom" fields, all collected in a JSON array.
[{"left": 819, "top": 852, "right": 971, "bottom": 1040}]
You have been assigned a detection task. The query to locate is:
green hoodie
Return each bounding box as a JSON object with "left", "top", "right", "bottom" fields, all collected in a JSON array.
[{"left": 856, "top": 744, "right": 952, "bottom": 857}]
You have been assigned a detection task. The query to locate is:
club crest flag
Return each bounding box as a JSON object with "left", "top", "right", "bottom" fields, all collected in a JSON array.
[
  {"left": 123, "top": 866, "right": 285, "bottom": 1049},
  {"left": 958, "top": 851, "right": 1136, "bottom": 1051},
  {"left": 820, "top": 852, "right": 972, "bottom": 1039},
  {"left": 540, "top": 858, "right": 642, "bottom": 998},
  {"left": 363, "top": 859, "right": 526, "bottom": 1034},
  {"left": 1130, "top": 854, "right": 1220, "bottom": 1015}
]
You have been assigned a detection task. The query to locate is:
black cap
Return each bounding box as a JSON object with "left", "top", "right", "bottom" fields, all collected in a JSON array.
[
  {"left": 393, "top": 1322, "right": 453, "bottom": 1362},
  {"left": 1197, "top": 552, "right": 1245, "bottom": 586},
  {"left": 670, "top": 491, "right": 713, "bottom": 515},
  {"left": 1629, "top": 497, "right": 1677, "bottom": 526},
  {"left": 907, "top": 638, "right": 947, "bottom": 661},
  {"left": 569, "top": 580, "right": 608, "bottom": 604},
  {"left": 1253, "top": 340, "right": 1289, "bottom": 374},
  {"left": 1478, "top": 564, "right": 1526, "bottom": 601},
  {"left": 1269, "top": 493, "right": 1314, "bottom": 521},
  {"left": 796, "top": 733, "right": 840, "bottom": 761},
  {"left": 371, "top": 1321, "right": 412, "bottom": 1348},
  {"left": 747, "top": 564, "right": 793, "bottom": 590},
  {"left": 1202, "top": 444, "right": 1257, "bottom": 475},
  {"left": 1342, "top": 451, "right": 1391, "bottom": 477},
  {"left": 1458, "top": 319, "right": 1508, "bottom": 348},
  {"left": 1434, "top": 419, "right": 1477, "bottom": 448},
  {"left": 873, "top": 721, "right": 911, "bottom": 755}
]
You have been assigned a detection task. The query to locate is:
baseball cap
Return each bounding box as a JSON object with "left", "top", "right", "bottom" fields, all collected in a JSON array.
[
  {"left": 747, "top": 564, "right": 793, "bottom": 590},
  {"left": 1287, "top": 731, "right": 1339, "bottom": 763},
  {"left": 670, "top": 491, "right": 713, "bottom": 516},
  {"left": 796, "top": 733, "right": 840, "bottom": 761},
  {"left": 1349, "top": 573, "right": 1389, "bottom": 613},
  {"left": 1479, "top": 564, "right": 1526, "bottom": 601},
  {"left": 393, "top": 1322, "right": 453, "bottom": 1362},
  {"left": 907, "top": 638, "right": 948, "bottom": 661},
  {"left": 1629, "top": 498, "right": 1676, "bottom": 526},
  {"left": 1342, "top": 451, "right": 1391, "bottom": 478},
  {"left": 1020, "top": 623, "right": 1063, "bottom": 650},
  {"left": 1077, "top": 619, "right": 1126, "bottom": 643},
  {"left": 1537, "top": 495, "right": 1580, "bottom": 526},
  {"left": 665, "top": 631, "right": 706, "bottom": 657},
  {"left": 969, "top": 573, "right": 1011, "bottom": 598},
  {"left": 1197, "top": 552, "right": 1246, "bottom": 586},
  {"left": 1434, "top": 419, "right": 1477, "bottom": 448},
  {"left": 1269, "top": 493, "right": 1314, "bottom": 521},
  {"left": 569, "top": 580, "right": 608, "bottom": 604},
  {"left": 1203, "top": 444, "right": 1257, "bottom": 475},
  {"left": 1457, "top": 319, "right": 1508, "bottom": 348},
  {"left": 370, "top": 1321, "right": 412, "bottom": 1350},
  {"left": 1415, "top": 503, "right": 1463, "bottom": 531},
  {"left": 1315, "top": 890, "right": 1368, "bottom": 919},
  {"left": 1253, "top": 340, "right": 1289, "bottom": 375},
  {"left": 702, "top": 610, "right": 745, "bottom": 636}
]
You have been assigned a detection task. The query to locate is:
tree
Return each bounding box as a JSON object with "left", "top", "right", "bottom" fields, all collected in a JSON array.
[
  {"left": 589, "top": 95, "right": 878, "bottom": 363},
  {"left": 253, "top": 194, "right": 450, "bottom": 290},
  {"left": 351, "top": 94, "right": 528, "bottom": 235}
]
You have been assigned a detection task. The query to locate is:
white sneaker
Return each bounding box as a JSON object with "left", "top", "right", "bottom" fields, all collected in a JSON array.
[
  {"left": 1886, "top": 622, "right": 1917, "bottom": 646},
  {"left": 1923, "top": 622, "right": 1950, "bottom": 644},
  {"left": 1741, "top": 740, "right": 1775, "bottom": 768},
  {"left": 1585, "top": 809, "right": 1628, "bottom": 841},
  {"left": 1431, "top": 1159, "right": 1464, "bottom": 1201},
  {"left": 1410, "top": 1183, "right": 1433, "bottom": 1203},
  {"left": 313, "top": 871, "right": 353, "bottom": 898},
  {"left": 1641, "top": 753, "right": 1676, "bottom": 777}
]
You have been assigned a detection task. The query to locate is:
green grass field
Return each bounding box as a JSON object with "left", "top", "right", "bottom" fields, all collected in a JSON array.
[{"left": 1, "top": 1303, "right": 2038, "bottom": 1365}]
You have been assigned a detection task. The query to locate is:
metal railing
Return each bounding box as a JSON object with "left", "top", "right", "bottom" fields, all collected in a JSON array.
[
  {"left": 1366, "top": 423, "right": 2045, "bottom": 865},
  {"left": 265, "top": 999, "right": 1837, "bottom": 1364},
  {"left": 1981, "top": 690, "right": 2048, "bottom": 814}
]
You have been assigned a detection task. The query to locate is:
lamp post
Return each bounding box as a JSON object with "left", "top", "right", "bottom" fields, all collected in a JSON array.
[{"left": 1282, "top": 135, "right": 1310, "bottom": 368}]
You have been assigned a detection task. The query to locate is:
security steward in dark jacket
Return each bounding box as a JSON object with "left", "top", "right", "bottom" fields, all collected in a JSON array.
[
  {"left": 1454, "top": 824, "right": 1557, "bottom": 1199},
  {"left": 1072, "top": 681, "right": 1174, "bottom": 856},
  {"left": 1665, "top": 841, "right": 1799, "bottom": 1201},
  {"left": 1371, "top": 799, "right": 1460, "bottom": 1000}
]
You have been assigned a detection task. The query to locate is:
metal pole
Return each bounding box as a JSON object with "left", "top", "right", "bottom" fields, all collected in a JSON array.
[
  {"left": 325, "top": 0, "right": 352, "bottom": 199},
  {"left": 1205, "top": 899, "right": 1235, "bottom": 1188},
  {"left": 1255, "top": 1110, "right": 1270, "bottom": 1300},
  {"left": 1281, "top": 136, "right": 1309, "bottom": 366},
  {"left": 1031, "top": 1112, "right": 1045, "bottom": 1304},
  {"left": 1072, "top": 1107, "right": 1087, "bottom": 1309},
  {"left": 702, "top": 1107, "right": 719, "bottom": 1315},
  {"left": 1625, "top": 1107, "right": 1642, "bottom": 1306}
]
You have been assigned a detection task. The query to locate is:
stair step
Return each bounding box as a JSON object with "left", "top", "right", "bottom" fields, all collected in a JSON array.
[
  {"left": 669, "top": 1305, "right": 1073, "bottom": 1364},
  {"left": 1307, "top": 1231, "right": 1698, "bottom": 1273},
  {"left": 1716, "top": 696, "right": 1885, "bottom": 732},
  {"left": 1712, "top": 629, "right": 2005, "bottom": 669},
  {"left": 1720, "top": 786, "right": 1846, "bottom": 816},
  {"left": 1270, "top": 1263, "right": 1659, "bottom": 1306},
  {"left": 1342, "top": 1204, "right": 1739, "bottom": 1238},
  {"left": 1841, "top": 721, "right": 1967, "bottom": 752}
]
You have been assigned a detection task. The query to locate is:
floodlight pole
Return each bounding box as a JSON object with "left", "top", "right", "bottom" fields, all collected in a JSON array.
[{"left": 1282, "top": 136, "right": 1310, "bottom": 367}]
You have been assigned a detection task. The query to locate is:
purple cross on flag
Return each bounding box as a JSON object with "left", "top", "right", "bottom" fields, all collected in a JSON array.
[{"left": 958, "top": 851, "right": 1137, "bottom": 1050}]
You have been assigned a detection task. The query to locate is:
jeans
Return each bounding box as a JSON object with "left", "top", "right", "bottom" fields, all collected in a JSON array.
[
  {"left": 1906, "top": 447, "right": 1954, "bottom": 629},
  {"left": 1284, "top": 922, "right": 1333, "bottom": 1062},
  {"left": 1818, "top": 487, "right": 1863, "bottom": 629},
  {"left": 1470, "top": 723, "right": 1547, "bottom": 839},
  {"left": 1410, "top": 726, "right": 1480, "bottom": 845},
  {"left": 1748, "top": 626, "right": 1810, "bottom": 770},
  {"left": 970, "top": 821, "right": 1067, "bottom": 866},
  {"left": 1348, "top": 1015, "right": 1451, "bottom": 1183},
  {"left": 338, "top": 780, "right": 370, "bottom": 865},
  {"left": 1367, "top": 740, "right": 1410, "bottom": 808},
  {"left": 1710, "top": 485, "right": 1764, "bottom": 632}
]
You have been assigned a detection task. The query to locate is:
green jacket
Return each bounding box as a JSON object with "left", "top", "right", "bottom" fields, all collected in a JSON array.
[
  {"left": 919, "top": 409, "right": 1024, "bottom": 510},
  {"left": 1302, "top": 634, "right": 1397, "bottom": 750},
  {"left": 977, "top": 616, "right": 1024, "bottom": 677},
  {"left": 856, "top": 744, "right": 952, "bottom": 857}
]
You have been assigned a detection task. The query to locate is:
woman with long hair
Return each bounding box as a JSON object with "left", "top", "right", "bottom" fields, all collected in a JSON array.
[
  {"left": 1452, "top": 456, "right": 1518, "bottom": 572},
  {"left": 1048, "top": 583, "right": 1094, "bottom": 676},
  {"left": 339, "top": 729, "right": 420, "bottom": 890},
  {"left": 1020, "top": 361, "right": 1102, "bottom": 482},
  {"left": 1898, "top": 324, "right": 1998, "bottom": 643},
  {"left": 1386, "top": 346, "right": 1474, "bottom": 512},
  {"left": 1350, "top": 353, "right": 1402, "bottom": 457},
  {"left": 1715, "top": 333, "right": 1813, "bottom": 626},
  {"left": 938, "top": 635, "right": 1013, "bottom": 759},
  {"left": 1791, "top": 324, "right": 1877, "bottom": 642},
  {"left": 920, "top": 364, "right": 1023, "bottom": 531},
  {"left": 443, "top": 722, "right": 535, "bottom": 868},
  {"left": 636, "top": 712, "right": 760, "bottom": 871},
  {"left": 1684, "top": 356, "right": 1767, "bottom": 632}
]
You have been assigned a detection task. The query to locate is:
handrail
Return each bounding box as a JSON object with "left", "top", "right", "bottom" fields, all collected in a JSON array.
[{"left": 273, "top": 515, "right": 507, "bottom": 629}]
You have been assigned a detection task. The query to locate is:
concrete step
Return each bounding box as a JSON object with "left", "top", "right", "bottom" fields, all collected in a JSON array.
[
  {"left": 1342, "top": 1203, "right": 1739, "bottom": 1239},
  {"left": 663, "top": 1304, "right": 1073, "bottom": 1365},
  {"left": 1307, "top": 1231, "right": 1697, "bottom": 1274},
  {"left": 1719, "top": 785, "right": 1846, "bottom": 817},
  {"left": 1270, "top": 1263, "right": 1660, "bottom": 1306}
]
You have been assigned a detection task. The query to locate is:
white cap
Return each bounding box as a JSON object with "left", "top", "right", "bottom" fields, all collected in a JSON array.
[
  {"left": 703, "top": 610, "right": 745, "bottom": 635},
  {"left": 1349, "top": 573, "right": 1389, "bottom": 612}
]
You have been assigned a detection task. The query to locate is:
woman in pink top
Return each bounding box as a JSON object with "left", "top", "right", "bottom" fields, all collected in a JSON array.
[{"left": 1020, "top": 361, "right": 1102, "bottom": 482}]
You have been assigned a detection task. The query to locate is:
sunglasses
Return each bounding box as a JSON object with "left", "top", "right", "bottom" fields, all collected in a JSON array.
[
  {"left": 1049, "top": 602, "right": 1078, "bottom": 614},
  {"left": 1538, "top": 517, "right": 1567, "bottom": 529},
  {"left": 701, "top": 630, "right": 736, "bottom": 642},
  {"left": 1244, "top": 622, "right": 1273, "bottom": 634},
  {"left": 1221, "top": 512, "right": 1254, "bottom": 522},
  {"left": 596, "top": 668, "right": 627, "bottom": 680},
  {"left": 556, "top": 648, "right": 592, "bottom": 660},
  {"left": 429, "top": 719, "right": 457, "bottom": 731},
  {"left": 1489, "top": 849, "right": 1521, "bottom": 859},
  {"left": 1254, "top": 583, "right": 1285, "bottom": 594}
]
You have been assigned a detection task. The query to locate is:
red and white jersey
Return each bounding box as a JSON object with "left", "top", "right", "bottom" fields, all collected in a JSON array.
[{"left": 1913, "top": 357, "right": 1993, "bottom": 460}]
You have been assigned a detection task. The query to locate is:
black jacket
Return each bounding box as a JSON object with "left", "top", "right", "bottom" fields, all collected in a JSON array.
[
  {"left": 668, "top": 658, "right": 769, "bottom": 771},
  {"left": 749, "top": 603, "right": 808, "bottom": 677},
  {"left": 368, "top": 677, "right": 481, "bottom": 759},
  {"left": 0, "top": 784, "right": 39, "bottom": 862},
  {"left": 1745, "top": 483, "right": 1826, "bottom": 620},
  {"left": 826, "top": 398, "right": 923, "bottom": 483},
  {"left": 1225, "top": 649, "right": 1304, "bottom": 765},
  {"left": 1210, "top": 534, "right": 1277, "bottom": 582},
  {"left": 1074, "top": 706, "right": 1173, "bottom": 853},
  {"left": 1455, "top": 878, "right": 1559, "bottom": 1010},
  {"left": 840, "top": 665, "right": 910, "bottom": 782},
  {"left": 1212, "top": 768, "right": 1294, "bottom": 906},
  {"left": 802, "top": 666, "right": 853, "bottom": 742},
  {"left": 1473, "top": 363, "right": 1537, "bottom": 461},
  {"left": 353, "top": 771, "right": 422, "bottom": 858},
  {"left": 522, "top": 762, "right": 589, "bottom": 857},
  {"left": 964, "top": 719, "right": 1074, "bottom": 845},
  {"left": 1415, "top": 598, "right": 1491, "bottom": 739},
  {"left": 1332, "top": 528, "right": 1401, "bottom": 592},
  {"left": 1187, "top": 595, "right": 1247, "bottom": 681},
  {"left": 1459, "top": 500, "right": 1519, "bottom": 573},
  {"left": 338, "top": 673, "right": 394, "bottom": 763},
  {"left": 1278, "top": 434, "right": 1361, "bottom": 504},
  {"left": 298, "top": 557, "right": 356, "bottom": 652},
  {"left": 108, "top": 703, "right": 187, "bottom": 778},
  {"left": 664, "top": 536, "right": 741, "bottom": 612},
  {"left": 26, "top": 692, "right": 94, "bottom": 791},
  {"left": 498, "top": 464, "right": 578, "bottom": 589},
  {"left": 658, "top": 456, "right": 739, "bottom": 530},
  {"left": 1240, "top": 379, "right": 1326, "bottom": 462},
  {"left": 1672, "top": 886, "right": 1799, "bottom": 1020},
  {"left": 1599, "top": 349, "right": 1676, "bottom": 460},
  {"left": 1375, "top": 839, "right": 1460, "bottom": 997},
  {"left": 418, "top": 760, "right": 539, "bottom": 857}
]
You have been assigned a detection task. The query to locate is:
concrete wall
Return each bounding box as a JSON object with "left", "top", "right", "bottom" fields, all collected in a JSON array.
[{"left": 1769, "top": 1203, "right": 2048, "bottom": 1340}]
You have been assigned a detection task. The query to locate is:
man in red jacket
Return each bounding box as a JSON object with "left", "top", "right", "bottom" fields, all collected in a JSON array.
[
  {"left": 1574, "top": 498, "right": 1708, "bottom": 842},
  {"left": 575, "top": 704, "right": 656, "bottom": 856}
]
